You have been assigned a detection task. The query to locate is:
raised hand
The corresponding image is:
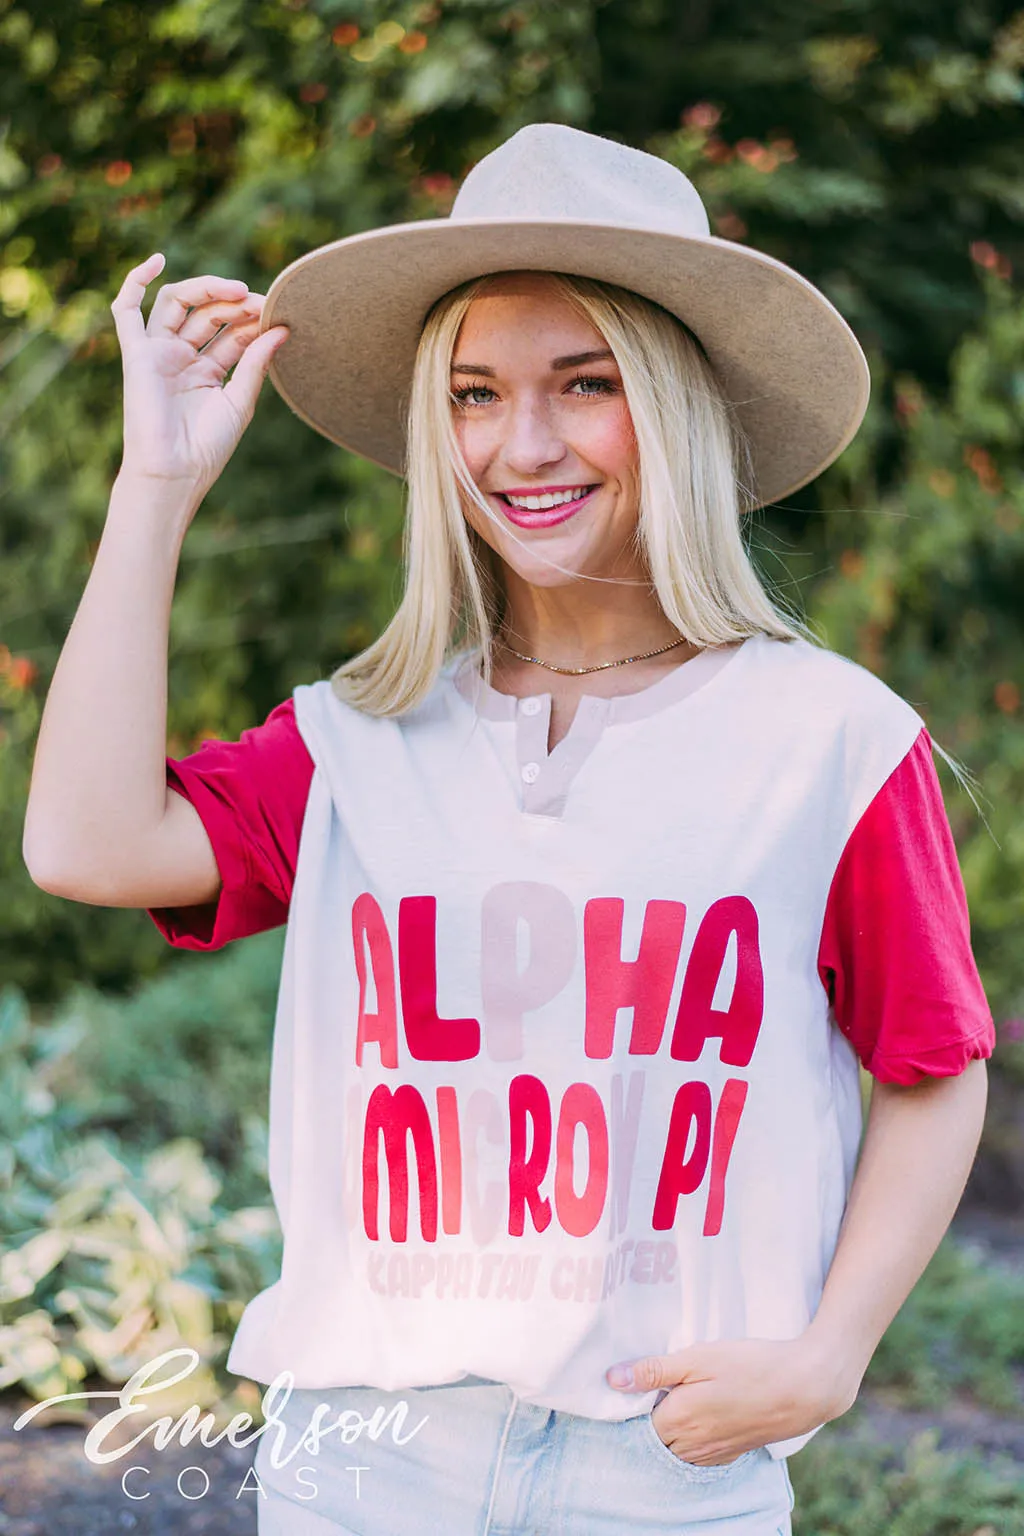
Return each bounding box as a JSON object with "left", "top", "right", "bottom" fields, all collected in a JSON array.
[{"left": 109, "top": 252, "right": 290, "bottom": 497}]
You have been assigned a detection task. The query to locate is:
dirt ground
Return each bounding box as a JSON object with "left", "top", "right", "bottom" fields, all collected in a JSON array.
[{"left": 2, "top": 1209, "right": 1022, "bottom": 1536}]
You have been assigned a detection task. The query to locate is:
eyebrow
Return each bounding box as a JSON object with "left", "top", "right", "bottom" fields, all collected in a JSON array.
[{"left": 450, "top": 348, "right": 616, "bottom": 377}]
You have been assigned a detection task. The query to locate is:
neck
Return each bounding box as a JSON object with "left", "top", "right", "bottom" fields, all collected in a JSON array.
[{"left": 497, "top": 569, "right": 681, "bottom": 669}]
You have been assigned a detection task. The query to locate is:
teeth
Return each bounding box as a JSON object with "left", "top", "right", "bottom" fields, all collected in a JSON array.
[{"left": 504, "top": 486, "right": 592, "bottom": 510}]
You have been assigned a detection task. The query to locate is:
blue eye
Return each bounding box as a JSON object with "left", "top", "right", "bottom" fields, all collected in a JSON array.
[
  {"left": 569, "top": 375, "right": 616, "bottom": 396},
  {"left": 451, "top": 383, "right": 495, "bottom": 407},
  {"left": 450, "top": 375, "right": 618, "bottom": 407}
]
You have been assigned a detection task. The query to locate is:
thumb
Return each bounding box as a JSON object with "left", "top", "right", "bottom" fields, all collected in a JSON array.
[
  {"left": 606, "top": 1349, "right": 694, "bottom": 1392},
  {"left": 222, "top": 325, "right": 290, "bottom": 421}
]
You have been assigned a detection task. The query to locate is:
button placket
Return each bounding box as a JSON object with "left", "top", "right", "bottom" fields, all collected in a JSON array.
[
  {"left": 516, "top": 695, "right": 610, "bottom": 818},
  {"left": 515, "top": 695, "right": 551, "bottom": 804}
]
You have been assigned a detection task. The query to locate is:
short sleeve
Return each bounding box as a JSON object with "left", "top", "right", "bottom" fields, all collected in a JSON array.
[
  {"left": 147, "top": 696, "right": 315, "bottom": 951},
  {"left": 817, "top": 726, "right": 996, "bottom": 1084}
]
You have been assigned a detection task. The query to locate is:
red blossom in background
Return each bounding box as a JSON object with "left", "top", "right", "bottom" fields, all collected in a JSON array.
[
  {"left": 420, "top": 172, "right": 454, "bottom": 196},
  {"left": 970, "top": 240, "right": 1012, "bottom": 280},
  {"left": 994, "top": 681, "right": 1021, "bottom": 715},
  {"left": 1, "top": 651, "right": 38, "bottom": 689},
  {"left": 964, "top": 444, "right": 1003, "bottom": 493},
  {"left": 701, "top": 137, "right": 734, "bottom": 164},
  {"left": 681, "top": 102, "right": 722, "bottom": 130},
  {"left": 768, "top": 137, "right": 797, "bottom": 162},
  {"left": 894, "top": 385, "right": 923, "bottom": 420},
  {"left": 104, "top": 160, "right": 132, "bottom": 186},
  {"left": 735, "top": 139, "right": 779, "bottom": 173},
  {"left": 713, "top": 211, "right": 747, "bottom": 240}
]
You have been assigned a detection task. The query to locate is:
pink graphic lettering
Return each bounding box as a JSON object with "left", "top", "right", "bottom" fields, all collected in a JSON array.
[
  {"left": 554, "top": 1083, "right": 609, "bottom": 1237},
  {"left": 352, "top": 894, "right": 398, "bottom": 1068},
  {"left": 436, "top": 1086, "right": 462, "bottom": 1236},
  {"left": 508, "top": 1074, "right": 553, "bottom": 1236},
  {"left": 651, "top": 1080, "right": 713, "bottom": 1229},
  {"left": 583, "top": 898, "right": 687, "bottom": 1057},
  {"left": 398, "top": 896, "right": 481, "bottom": 1061},
  {"left": 362, "top": 1084, "right": 439, "bottom": 1242},
  {"left": 670, "top": 896, "right": 763, "bottom": 1066},
  {"left": 480, "top": 882, "right": 576, "bottom": 1061},
  {"left": 703, "top": 1077, "right": 748, "bottom": 1236}
]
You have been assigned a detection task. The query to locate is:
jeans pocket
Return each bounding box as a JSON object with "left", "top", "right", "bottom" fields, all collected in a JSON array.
[{"left": 640, "top": 1410, "right": 762, "bottom": 1483}]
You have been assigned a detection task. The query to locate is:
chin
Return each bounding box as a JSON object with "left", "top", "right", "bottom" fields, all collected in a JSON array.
[{"left": 497, "top": 548, "right": 596, "bottom": 588}]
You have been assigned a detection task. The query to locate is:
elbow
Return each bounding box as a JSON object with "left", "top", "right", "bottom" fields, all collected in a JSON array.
[
  {"left": 23, "top": 832, "right": 72, "bottom": 896},
  {"left": 21, "top": 815, "right": 53, "bottom": 891},
  {"left": 22, "top": 816, "right": 92, "bottom": 900}
]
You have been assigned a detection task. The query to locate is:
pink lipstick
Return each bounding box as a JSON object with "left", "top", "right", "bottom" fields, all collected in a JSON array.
[{"left": 493, "top": 484, "right": 599, "bottom": 529}]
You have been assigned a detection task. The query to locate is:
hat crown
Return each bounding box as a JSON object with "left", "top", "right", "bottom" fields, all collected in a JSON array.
[{"left": 451, "top": 123, "right": 711, "bottom": 238}]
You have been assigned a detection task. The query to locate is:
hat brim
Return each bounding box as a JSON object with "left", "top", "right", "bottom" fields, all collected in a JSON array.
[{"left": 260, "top": 217, "right": 870, "bottom": 511}]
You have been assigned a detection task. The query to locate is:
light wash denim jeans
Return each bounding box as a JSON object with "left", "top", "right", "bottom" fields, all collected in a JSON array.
[{"left": 253, "top": 1377, "right": 796, "bottom": 1535}]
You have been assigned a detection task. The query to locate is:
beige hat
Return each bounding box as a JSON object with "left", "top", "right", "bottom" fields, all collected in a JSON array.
[{"left": 260, "top": 123, "right": 869, "bottom": 510}]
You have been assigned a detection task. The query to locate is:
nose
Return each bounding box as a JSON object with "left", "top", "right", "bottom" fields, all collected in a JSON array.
[{"left": 498, "top": 392, "right": 567, "bottom": 477}]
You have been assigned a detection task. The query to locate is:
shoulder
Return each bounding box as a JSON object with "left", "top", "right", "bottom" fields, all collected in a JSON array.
[
  {"left": 290, "top": 668, "right": 467, "bottom": 759},
  {"left": 741, "top": 632, "right": 924, "bottom": 735},
  {"left": 735, "top": 634, "right": 928, "bottom": 821}
]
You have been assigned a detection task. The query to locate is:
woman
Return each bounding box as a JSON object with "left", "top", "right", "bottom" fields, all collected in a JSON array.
[{"left": 23, "top": 125, "right": 994, "bottom": 1535}]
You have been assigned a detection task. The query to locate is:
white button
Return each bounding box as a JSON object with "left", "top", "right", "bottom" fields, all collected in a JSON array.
[
  {"left": 520, "top": 697, "right": 542, "bottom": 717},
  {"left": 521, "top": 761, "right": 541, "bottom": 784}
]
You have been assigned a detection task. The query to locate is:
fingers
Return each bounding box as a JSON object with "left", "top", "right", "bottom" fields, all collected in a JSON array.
[
  {"left": 183, "top": 294, "right": 265, "bottom": 355},
  {"left": 110, "top": 252, "right": 166, "bottom": 350},
  {"left": 221, "top": 325, "right": 290, "bottom": 424},
  {"left": 608, "top": 1352, "right": 687, "bottom": 1391},
  {"left": 185, "top": 296, "right": 279, "bottom": 378},
  {"left": 147, "top": 273, "right": 251, "bottom": 339},
  {"left": 626, "top": 1357, "right": 667, "bottom": 1391}
]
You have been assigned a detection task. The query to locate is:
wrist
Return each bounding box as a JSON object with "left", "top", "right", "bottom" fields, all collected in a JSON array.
[
  {"left": 797, "top": 1325, "right": 868, "bottom": 1420},
  {"left": 108, "top": 469, "right": 207, "bottom": 543},
  {"left": 113, "top": 466, "right": 208, "bottom": 509}
]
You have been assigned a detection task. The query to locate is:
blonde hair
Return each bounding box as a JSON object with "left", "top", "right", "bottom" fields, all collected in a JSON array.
[{"left": 330, "top": 271, "right": 808, "bottom": 715}]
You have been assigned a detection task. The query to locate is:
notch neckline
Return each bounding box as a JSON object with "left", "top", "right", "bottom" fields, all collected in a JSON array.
[{"left": 454, "top": 636, "right": 753, "bottom": 727}]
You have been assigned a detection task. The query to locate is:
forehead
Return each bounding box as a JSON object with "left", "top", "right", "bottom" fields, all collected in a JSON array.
[{"left": 453, "top": 272, "right": 607, "bottom": 349}]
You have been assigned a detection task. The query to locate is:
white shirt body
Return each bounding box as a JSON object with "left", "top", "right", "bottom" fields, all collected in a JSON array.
[{"left": 225, "top": 634, "right": 923, "bottom": 1458}]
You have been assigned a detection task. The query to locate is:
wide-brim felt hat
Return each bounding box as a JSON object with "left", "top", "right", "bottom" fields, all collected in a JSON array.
[{"left": 260, "top": 123, "right": 870, "bottom": 510}]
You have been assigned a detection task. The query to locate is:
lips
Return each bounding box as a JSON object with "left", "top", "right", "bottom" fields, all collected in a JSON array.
[{"left": 493, "top": 484, "right": 599, "bottom": 529}]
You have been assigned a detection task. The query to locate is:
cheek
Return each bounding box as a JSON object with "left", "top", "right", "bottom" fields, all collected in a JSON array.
[
  {"left": 578, "top": 402, "right": 637, "bottom": 479},
  {"left": 453, "top": 414, "right": 498, "bottom": 475}
]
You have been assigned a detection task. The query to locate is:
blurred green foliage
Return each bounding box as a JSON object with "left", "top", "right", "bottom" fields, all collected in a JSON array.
[
  {"left": 789, "top": 1427, "right": 1023, "bottom": 1534},
  {"left": 1, "top": 8, "right": 1022, "bottom": 1518},
  {"left": 0, "top": 0, "right": 1022, "bottom": 1272},
  {"left": 1, "top": 944, "right": 1022, "bottom": 1430},
  {"left": 0, "top": 974, "right": 280, "bottom": 1409},
  {"left": 1, "top": 0, "right": 1022, "bottom": 1019}
]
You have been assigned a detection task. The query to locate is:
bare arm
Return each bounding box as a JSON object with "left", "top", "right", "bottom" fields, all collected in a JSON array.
[
  {"left": 21, "top": 254, "right": 289, "bottom": 907},
  {"left": 803, "top": 1056, "right": 990, "bottom": 1404},
  {"left": 606, "top": 1057, "right": 991, "bottom": 1461},
  {"left": 21, "top": 471, "right": 219, "bottom": 906}
]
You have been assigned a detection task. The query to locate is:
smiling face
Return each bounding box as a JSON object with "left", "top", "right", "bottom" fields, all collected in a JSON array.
[{"left": 450, "top": 272, "right": 645, "bottom": 590}]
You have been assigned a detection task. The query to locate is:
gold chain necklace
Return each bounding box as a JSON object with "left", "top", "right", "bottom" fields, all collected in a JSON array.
[{"left": 499, "top": 634, "right": 689, "bottom": 677}]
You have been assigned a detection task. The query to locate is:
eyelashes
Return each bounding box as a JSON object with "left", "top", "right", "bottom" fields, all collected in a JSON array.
[{"left": 450, "top": 375, "right": 619, "bottom": 408}]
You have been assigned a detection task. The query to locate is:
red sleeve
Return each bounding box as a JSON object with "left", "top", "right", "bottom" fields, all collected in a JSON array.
[
  {"left": 146, "top": 697, "right": 315, "bottom": 951},
  {"left": 817, "top": 726, "right": 995, "bottom": 1085}
]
